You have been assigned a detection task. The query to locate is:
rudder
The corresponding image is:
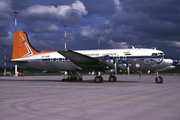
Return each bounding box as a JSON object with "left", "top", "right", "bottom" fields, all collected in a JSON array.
[{"left": 12, "top": 31, "right": 40, "bottom": 60}]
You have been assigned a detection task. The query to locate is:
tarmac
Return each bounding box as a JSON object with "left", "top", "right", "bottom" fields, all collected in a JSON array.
[{"left": 0, "top": 74, "right": 180, "bottom": 120}]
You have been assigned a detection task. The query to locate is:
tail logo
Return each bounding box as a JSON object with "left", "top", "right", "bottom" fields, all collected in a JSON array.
[{"left": 20, "top": 32, "right": 33, "bottom": 57}]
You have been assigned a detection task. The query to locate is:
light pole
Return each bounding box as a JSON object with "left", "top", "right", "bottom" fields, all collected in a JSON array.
[
  {"left": 63, "top": 25, "right": 68, "bottom": 78},
  {"left": 12, "top": 11, "right": 18, "bottom": 32},
  {"left": 4, "top": 46, "right": 6, "bottom": 76},
  {"left": 12, "top": 11, "right": 18, "bottom": 76},
  {"left": 63, "top": 25, "right": 67, "bottom": 50}
]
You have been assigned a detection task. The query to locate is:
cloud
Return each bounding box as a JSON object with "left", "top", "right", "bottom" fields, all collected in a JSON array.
[
  {"left": 80, "top": 26, "right": 98, "bottom": 38},
  {"left": 0, "top": 32, "right": 14, "bottom": 46},
  {"left": 114, "top": 0, "right": 122, "bottom": 12},
  {"left": 0, "top": 0, "right": 12, "bottom": 37},
  {"left": 164, "top": 41, "right": 180, "bottom": 48},
  {"left": 108, "top": 40, "right": 130, "bottom": 49},
  {"left": 0, "top": 0, "right": 12, "bottom": 12},
  {"left": 21, "top": 0, "right": 88, "bottom": 24},
  {"left": 23, "top": 22, "right": 59, "bottom": 33},
  {"left": 108, "top": 0, "right": 180, "bottom": 44}
]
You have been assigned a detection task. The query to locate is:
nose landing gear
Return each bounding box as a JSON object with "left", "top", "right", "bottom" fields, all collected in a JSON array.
[{"left": 155, "top": 72, "right": 163, "bottom": 84}]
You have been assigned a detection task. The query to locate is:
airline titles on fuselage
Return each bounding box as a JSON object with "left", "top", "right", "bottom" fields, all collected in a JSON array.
[{"left": 84, "top": 53, "right": 117, "bottom": 57}]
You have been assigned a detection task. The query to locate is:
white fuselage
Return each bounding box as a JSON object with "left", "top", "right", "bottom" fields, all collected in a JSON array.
[
  {"left": 12, "top": 48, "right": 164, "bottom": 61},
  {"left": 11, "top": 48, "right": 175, "bottom": 72}
]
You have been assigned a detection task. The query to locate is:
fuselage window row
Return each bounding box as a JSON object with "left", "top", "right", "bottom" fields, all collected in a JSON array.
[{"left": 41, "top": 58, "right": 69, "bottom": 62}]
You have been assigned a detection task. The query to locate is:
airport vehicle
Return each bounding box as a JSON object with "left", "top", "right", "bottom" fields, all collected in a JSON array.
[{"left": 8, "top": 31, "right": 180, "bottom": 83}]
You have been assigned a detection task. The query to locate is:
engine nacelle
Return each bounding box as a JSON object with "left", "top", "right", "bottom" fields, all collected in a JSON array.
[
  {"left": 155, "top": 65, "right": 175, "bottom": 72},
  {"left": 105, "top": 59, "right": 114, "bottom": 67},
  {"left": 117, "top": 63, "right": 127, "bottom": 71}
]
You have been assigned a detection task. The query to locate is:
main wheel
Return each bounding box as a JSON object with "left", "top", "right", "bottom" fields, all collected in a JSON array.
[
  {"left": 94, "top": 76, "right": 103, "bottom": 83},
  {"left": 79, "top": 78, "right": 83, "bottom": 82},
  {"left": 109, "top": 76, "right": 117, "bottom": 82},
  {"left": 155, "top": 76, "right": 163, "bottom": 83}
]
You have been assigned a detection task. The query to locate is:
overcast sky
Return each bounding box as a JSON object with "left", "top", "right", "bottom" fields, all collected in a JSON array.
[{"left": 0, "top": 0, "right": 180, "bottom": 67}]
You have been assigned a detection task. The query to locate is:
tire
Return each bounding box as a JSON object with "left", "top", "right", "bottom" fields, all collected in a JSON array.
[
  {"left": 79, "top": 78, "right": 83, "bottom": 82},
  {"left": 109, "top": 76, "right": 117, "bottom": 82},
  {"left": 94, "top": 76, "right": 103, "bottom": 83},
  {"left": 155, "top": 76, "right": 163, "bottom": 83}
]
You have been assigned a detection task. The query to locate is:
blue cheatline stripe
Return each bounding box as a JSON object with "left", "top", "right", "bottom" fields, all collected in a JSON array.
[{"left": 108, "top": 56, "right": 164, "bottom": 60}]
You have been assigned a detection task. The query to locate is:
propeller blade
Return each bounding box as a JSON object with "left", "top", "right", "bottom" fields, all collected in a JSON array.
[
  {"left": 114, "top": 62, "right": 117, "bottom": 75},
  {"left": 113, "top": 58, "right": 117, "bottom": 75},
  {"left": 127, "top": 65, "right": 130, "bottom": 78},
  {"left": 139, "top": 71, "right": 141, "bottom": 78}
]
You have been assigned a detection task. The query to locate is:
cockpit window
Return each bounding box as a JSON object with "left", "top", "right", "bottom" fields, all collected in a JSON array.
[
  {"left": 158, "top": 53, "right": 164, "bottom": 56},
  {"left": 152, "top": 52, "right": 164, "bottom": 56},
  {"left": 152, "top": 53, "right": 158, "bottom": 56}
]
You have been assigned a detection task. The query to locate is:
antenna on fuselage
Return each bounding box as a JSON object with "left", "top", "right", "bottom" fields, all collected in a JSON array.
[
  {"left": 132, "top": 45, "right": 135, "bottom": 49},
  {"left": 151, "top": 47, "right": 156, "bottom": 50}
]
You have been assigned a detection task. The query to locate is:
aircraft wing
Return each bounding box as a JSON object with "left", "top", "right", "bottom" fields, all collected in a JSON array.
[{"left": 58, "top": 50, "right": 105, "bottom": 70}]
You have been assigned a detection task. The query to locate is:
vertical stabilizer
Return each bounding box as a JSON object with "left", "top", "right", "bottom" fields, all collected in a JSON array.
[{"left": 12, "top": 31, "right": 40, "bottom": 60}]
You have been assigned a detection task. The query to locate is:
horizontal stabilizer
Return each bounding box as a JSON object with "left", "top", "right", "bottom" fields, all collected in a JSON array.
[{"left": 6, "top": 60, "right": 29, "bottom": 64}]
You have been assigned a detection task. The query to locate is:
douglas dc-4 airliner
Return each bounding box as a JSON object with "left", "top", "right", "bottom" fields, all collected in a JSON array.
[{"left": 8, "top": 31, "right": 180, "bottom": 83}]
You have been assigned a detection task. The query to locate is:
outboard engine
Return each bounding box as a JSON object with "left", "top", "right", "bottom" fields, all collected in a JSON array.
[{"left": 105, "top": 59, "right": 114, "bottom": 68}]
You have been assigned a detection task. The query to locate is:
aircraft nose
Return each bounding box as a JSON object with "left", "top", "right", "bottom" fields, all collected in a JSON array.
[{"left": 173, "top": 60, "right": 179, "bottom": 65}]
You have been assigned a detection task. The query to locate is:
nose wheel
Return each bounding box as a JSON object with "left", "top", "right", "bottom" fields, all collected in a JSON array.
[
  {"left": 155, "top": 76, "right": 163, "bottom": 83},
  {"left": 155, "top": 72, "right": 163, "bottom": 83}
]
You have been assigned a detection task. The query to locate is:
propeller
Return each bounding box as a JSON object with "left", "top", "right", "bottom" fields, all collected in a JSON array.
[
  {"left": 139, "top": 71, "right": 141, "bottom": 78},
  {"left": 113, "top": 58, "right": 118, "bottom": 75},
  {"left": 127, "top": 64, "right": 130, "bottom": 78},
  {"left": 114, "top": 62, "right": 117, "bottom": 75}
]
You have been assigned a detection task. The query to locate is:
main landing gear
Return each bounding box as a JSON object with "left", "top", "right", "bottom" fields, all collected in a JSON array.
[
  {"left": 62, "top": 72, "right": 83, "bottom": 82},
  {"left": 94, "top": 72, "right": 117, "bottom": 83},
  {"left": 155, "top": 72, "right": 163, "bottom": 84},
  {"left": 94, "top": 76, "right": 103, "bottom": 83},
  {"left": 109, "top": 74, "right": 117, "bottom": 82}
]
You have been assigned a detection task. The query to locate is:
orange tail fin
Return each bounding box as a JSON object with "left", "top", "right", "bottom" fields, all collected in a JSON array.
[{"left": 12, "top": 31, "right": 40, "bottom": 60}]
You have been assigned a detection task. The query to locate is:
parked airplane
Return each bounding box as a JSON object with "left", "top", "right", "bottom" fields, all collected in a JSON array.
[{"left": 8, "top": 31, "right": 180, "bottom": 83}]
